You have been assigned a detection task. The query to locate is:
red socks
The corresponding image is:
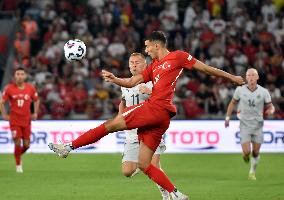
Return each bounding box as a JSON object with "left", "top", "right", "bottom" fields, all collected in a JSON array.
[
  {"left": 14, "top": 145, "right": 29, "bottom": 165},
  {"left": 72, "top": 124, "right": 108, "bottom": 149},
  {"left": 143, "top": 164, "right": 175, "bottom": 193},
  {"left": 14, "top": 146, "right": 22, "bottom": 165}
]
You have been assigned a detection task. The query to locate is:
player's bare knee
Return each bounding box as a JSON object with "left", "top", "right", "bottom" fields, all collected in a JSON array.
[
  {"left": 23, "top": 144, "right": 30, "bottom": 150},
  {"left": 137, "top": 161, "right": 149, "bottom": 171},
  {"left": 252, "top": 150, "right": 259, "bottom": 157},
  {"left": 243, "top": 149, "right": 251, "bottom": 156},
  {"left": 14, "top": 139, "right": 21, "bottom": 146}
]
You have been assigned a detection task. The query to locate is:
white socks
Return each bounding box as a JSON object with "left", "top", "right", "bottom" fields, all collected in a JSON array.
[
  {"left": 156, "top": 184, "right": 170, "bottom": 198},
  {"left": 170, "top": 188, "right": 185, "bottom": 200},
  {"left": 250, "top": 155, "right": 260, "bottom": 173}
]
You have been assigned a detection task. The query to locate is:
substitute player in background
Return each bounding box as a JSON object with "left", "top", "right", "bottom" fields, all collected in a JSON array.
[
  {"left": 0, "top": 67, "right": 40, "bottom": 173},
  {"left": 119, "top": 52, "right": 170, "bottom": 200},
  {"left": 49, "top": 31, "right": 244, "bottom": 200},
  {"left": 225, "top": 68, "right": 275, "bottom": 180}
]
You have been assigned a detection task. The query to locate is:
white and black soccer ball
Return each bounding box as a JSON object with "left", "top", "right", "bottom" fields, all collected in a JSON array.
[{"left": 64, "top": 39, "right": 86, "bottom": 61}]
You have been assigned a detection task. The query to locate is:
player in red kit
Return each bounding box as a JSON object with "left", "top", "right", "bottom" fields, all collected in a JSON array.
[
  {"left": 49, "top": 31, "right": 244, "bottom": 200},
  {"left": 0, "top": 67, "right": 40, "bottom": 173}
]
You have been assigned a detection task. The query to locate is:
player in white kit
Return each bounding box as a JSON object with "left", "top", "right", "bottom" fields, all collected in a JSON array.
[
  {"left": 118, "top": 53, "right": 170, "bottom": 200},
  {"left": 225, "top": 68, "right": 275, "bottom": 180}
]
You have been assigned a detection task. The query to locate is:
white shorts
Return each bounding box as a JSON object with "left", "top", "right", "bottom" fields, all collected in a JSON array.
[
  {"left": 122, "top": 141, "right": 166, "bottom": 163},
  {"left": 240, "top": 120, "right": 264, "bottom": 144}
]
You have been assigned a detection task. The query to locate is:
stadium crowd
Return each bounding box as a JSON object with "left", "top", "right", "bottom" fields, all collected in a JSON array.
[{"left": 1, "top": 0, "right": 284, "bottom": 119}]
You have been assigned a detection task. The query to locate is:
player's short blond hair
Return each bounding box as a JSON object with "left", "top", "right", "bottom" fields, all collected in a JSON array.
[
  {"left": 130, "top": 52, "right": 145, "bottom": 60},
  {"left": 246, "top": 68, "right": 259, "bottom": 76}
]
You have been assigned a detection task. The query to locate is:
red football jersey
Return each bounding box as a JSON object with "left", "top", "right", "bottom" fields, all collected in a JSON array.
[
  {"left": 142, "top": 50, "right": 196, "bottom": 114},
  {"left": 2, "top": 82, "right": 38, "bottom": 126}
]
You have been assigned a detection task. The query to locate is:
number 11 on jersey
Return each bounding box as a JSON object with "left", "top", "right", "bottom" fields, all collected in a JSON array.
[{"left": 131, "top": 94, "right": 139, "bottom": 105}]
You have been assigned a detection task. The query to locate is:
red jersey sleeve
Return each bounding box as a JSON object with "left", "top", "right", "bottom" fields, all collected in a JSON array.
[
  {"left": 142, "top": 63, "right": 153, "bottom": 83},
  {"left": 1, "top": 85, "right": 10, "bottom": 102},
  {"left": 177, "top": 50, "right": 197, "bottom": 70}
]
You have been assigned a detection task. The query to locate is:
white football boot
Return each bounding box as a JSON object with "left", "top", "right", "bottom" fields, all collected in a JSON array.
[
  {"left": 16, "top": 165, "right": 23, "bottom": 173},
  {"left": 48, "top": 143, "right": 71, "bottom": 158},
  {"left": 171, "top": 189, "right": 189, "bottom": 200}
]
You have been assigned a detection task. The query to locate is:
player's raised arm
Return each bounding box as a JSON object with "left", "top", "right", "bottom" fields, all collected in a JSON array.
[
  {"left": 192, "top": 60, "right": 245, "bottom": 86},
  {"left": 102, "top": 70, "right": 144, "bottom": 88}
]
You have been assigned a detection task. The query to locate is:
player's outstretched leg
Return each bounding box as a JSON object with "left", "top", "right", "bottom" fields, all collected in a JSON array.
[
  {"left": 48, "top": 115, "right": 127, "bottom": 158},
  {"left": 139, "top": 142, "right": 189, "bottom": 200},
  {"left": 48, "top": 123, "right": 109, "bottom": 158},
  {"left": 151, "top": 155, "right": 171, "bottom": 200}
]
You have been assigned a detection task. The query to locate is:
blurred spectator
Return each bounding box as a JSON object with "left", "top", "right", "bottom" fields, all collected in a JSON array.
[
  {"left": 210, "top": 49, "right": 224, "bottom": 69},
  {"left": 159, "top": 2, "right": 178, "bottom": 32},
  {"left": 14, "top": 31, "right": 30, "bottom": 59},
  {"left": 72, "top": 82, "right": 88, "bottom": 113},
  {"left": 207, "top": 0, "right": 225, "bottom": 17},
  {"left": 232, "top": 49, "right": 248, "bottom": 75},
  {"left": 71, "top": 16, "right": 88, "bottom": 36},
  {"left": 195, "top": 83, "right": 208, "bottom": 106},
  {"left": 25, "top": 0, "right": 41, "bottom": 21},
  {"left": 261, "top": 0, "right": 277, "bottom": 23},
  {"left": 209, "top": 14, "right": 226, "bottom": 35},
  {"left": 22, "top": 15, "right": 38, "bottom": 39},
  {"left": 183, "top": 2, "right": 197, "bottom": 30},
  {"left": 273, "top": 19, "right": 284, "bottom": 44},
  {"left": 107, "top": 36, "right": 126, "bottom": 57}
]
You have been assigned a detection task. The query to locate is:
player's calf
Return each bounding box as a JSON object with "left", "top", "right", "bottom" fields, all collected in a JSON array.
[
  {"left": 122, "top": 168, "right": 137, "bottom": 177},
  {"left": 122, "top": 162, "right": 140, "bottom": 177},
  {"left": 242, "top": 149, "right": 251, "bottom": 163},
  {"left": 243, "top": 154, "right": 250, "bottom": 163}
]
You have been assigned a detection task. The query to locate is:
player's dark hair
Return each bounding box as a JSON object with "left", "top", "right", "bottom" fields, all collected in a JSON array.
[
  {"left": 14, "top": 67, "right": 26, "bottom": 73},
  {"left": 146, "top": 31, "right": 167, "bottom": 45},
  {"left": 130, "top": 52, "right": 145, "bottom": 59}
]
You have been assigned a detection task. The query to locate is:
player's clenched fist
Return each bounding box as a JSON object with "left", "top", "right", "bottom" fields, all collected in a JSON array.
[{"left": 102, "top": 70, "right": 116, "bottom": 82}]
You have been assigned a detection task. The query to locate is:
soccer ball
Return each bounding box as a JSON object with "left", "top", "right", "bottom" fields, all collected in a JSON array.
[{"left": 64, "top": 39, "right": 86, "bottom": 61}]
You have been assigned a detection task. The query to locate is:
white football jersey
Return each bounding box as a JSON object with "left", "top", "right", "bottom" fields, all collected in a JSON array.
[
  {"left": 121, "top": 81, "right": 153, "bottom": 143},
  {"left": 233, "top": 84, "right": 272, "bottom": 122}
]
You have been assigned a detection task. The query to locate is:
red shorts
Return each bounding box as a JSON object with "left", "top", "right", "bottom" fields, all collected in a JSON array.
[
  {"left": 122, "top": 102, "right": 170, "bottom": 151},
  {"left": 10, "top": 124, "right": 31, "bottom": 140}
]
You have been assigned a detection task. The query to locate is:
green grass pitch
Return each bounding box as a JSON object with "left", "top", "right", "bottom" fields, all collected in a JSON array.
[{"left": 0, "top": 153, "right": 283, "bottom": 200}]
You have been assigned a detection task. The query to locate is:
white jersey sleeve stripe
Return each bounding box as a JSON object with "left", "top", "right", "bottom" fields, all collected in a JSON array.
[{"left": 122, "top": 103, "right": 144, "bottom": 117}]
